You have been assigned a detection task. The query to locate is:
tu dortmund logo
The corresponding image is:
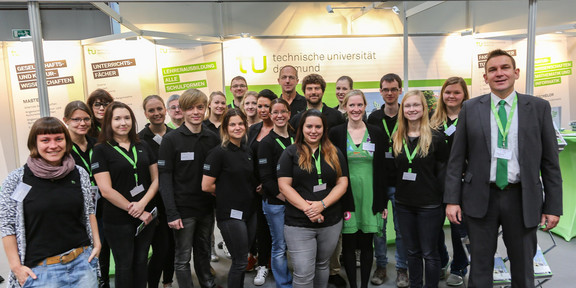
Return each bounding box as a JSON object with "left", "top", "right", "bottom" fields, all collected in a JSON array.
[{"left": 237, "top": 56, "right": 267, "bottom": 74}]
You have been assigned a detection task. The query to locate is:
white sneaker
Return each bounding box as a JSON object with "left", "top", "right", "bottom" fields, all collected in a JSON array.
[
  {"left": 254, "top": 266, "right": 268, "bottom": 286},
  {"left": 222, "top": 242, "right": 231, "bottom": 259}
]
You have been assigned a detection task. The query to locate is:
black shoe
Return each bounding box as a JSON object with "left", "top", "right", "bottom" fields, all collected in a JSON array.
[
  {"left": 0, "top": 275, "right": 4, "bottom": 283},
  {"left": 328, "top": 274, "right": 347, "bottom": 288}
]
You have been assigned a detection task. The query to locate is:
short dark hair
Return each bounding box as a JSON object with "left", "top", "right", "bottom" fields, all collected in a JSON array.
[
  {"left": 301, "top": 74, "right": 326, "bottom": 93},
  {"left": 485, "top": 49, "right": 516, "bottom": 70},
  {"left": 231, "top": 75, "right": 247, "bottom": 86},
  {"left": 28, "top": 117, "right": 72, "bottom": 158},
  {"left": 87, "top": 89, "right": 114, "bottom": 111},
  {"left": 98, "top": 101, "right": 139, "bottom": 144},
  {"left": 64, "top": 100, "right": 93, "bottom": 120},
  {"left": 258, "top": 89, "right": 278, "bottom": 101},
  {"left": 379, "top": 73, "right": 402, "bottom": 89}
]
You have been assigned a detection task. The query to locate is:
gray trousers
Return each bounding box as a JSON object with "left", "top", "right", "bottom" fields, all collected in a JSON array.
[{"left": 285, "top": 220, "right": 343, "bottom": 288}]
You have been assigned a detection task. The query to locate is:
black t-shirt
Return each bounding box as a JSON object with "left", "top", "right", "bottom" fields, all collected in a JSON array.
[
  {"left": 437, "top": 117, "right": 458, "bottom": 150},
  {"left": 289, "top": 103, "right": 346, "bottom": 132},
  {"left": 277, "top": 144, "right": 348, "bottom": 228},
  {"left": 158, "top": 124, "right": 220, "bottom": 222},
  {"left": 393, "top": 130, "right": 448, "bottom": 207},
  {"left": 23, "top": 166, "right": 90, "bottom": 267},
  {"left": 202, "top": 120, "right": 220, "bottom": 140},
  {"left": 285, "top": 93, "right": 307, "bottom": 119},
  {"left": 91, "top": 140, "right": 157, "bottom": 225},
  {"left": 138, "top": 123, "right": 173, "bottom": 158},
  {"left": 70, "top": 136, "right": 103, "bottom": 217},
  {"left": 258, "top": 130, "right": 295, "bottom": 205},
  {"left": 203, "top": 142, "right": 257, "bottom": 221},
  {"left": 367, "top": 104, "right": 399, "bottom": 185}
]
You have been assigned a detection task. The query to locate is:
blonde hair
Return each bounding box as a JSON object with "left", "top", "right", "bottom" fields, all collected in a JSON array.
[
  {"left": 392, "top": 90, "right": 433, "bottom": 157},
  {"left": 430, "top": 77, "right": 469, "bottom": 129},
  {"left": 206, "top": 91, "right": 227, "bottom": 120},
  {"left": 240, "top": 91, "right": 258, "bottom": 115}
]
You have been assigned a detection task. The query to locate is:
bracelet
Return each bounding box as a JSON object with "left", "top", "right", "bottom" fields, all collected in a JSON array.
[{"left": 321, "top": 200, "right": 327, "bottom": 209}]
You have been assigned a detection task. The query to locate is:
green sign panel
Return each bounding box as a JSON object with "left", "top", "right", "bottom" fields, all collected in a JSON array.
[{"left": 12, "top": 29, "right": 31, "bottom": 38}]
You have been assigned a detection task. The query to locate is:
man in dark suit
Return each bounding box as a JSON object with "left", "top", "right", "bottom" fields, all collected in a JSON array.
[{"left": 444, "top": 49, "right": 562, "bottom": 288}]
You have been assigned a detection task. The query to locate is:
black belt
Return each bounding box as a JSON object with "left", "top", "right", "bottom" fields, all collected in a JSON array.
[{"left": 490, "top": 182, "right": 521, "bottom": 190}]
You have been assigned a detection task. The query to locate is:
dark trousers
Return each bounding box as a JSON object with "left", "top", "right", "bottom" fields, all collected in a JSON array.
[
  {"left": 147, "top": 214, "right": 175, "bottom": 287},
  {"left": 342, "top": 231, "right": 374, "bottom": 288},
  {"left": 437, "top": 206, "right": 469, "bottom": 276},
  {"left": 173, "top": 214, "right": 216, "bottom": 288},
  {"left": 104, "top": 220, "right": 156, "bottom": 288},
  {"left": 396, "top": 203, "right": 444, "bottom": 288},
  {"left": 465, "top": 185, "right": 538, "bottom": 288},
  {"left": 218, "top": 214, "right": 257, "bottom": 288},
  {"left": 97, "top": 218, "right": 111, "bottom": 288},
  {"left": 255, "top": 197, "right": 272, "bottom": 266}
]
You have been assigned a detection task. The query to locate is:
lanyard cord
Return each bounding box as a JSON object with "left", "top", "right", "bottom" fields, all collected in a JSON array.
[
  {"left": 311, "top": 144, "right": 323, "bottom": 185},
  {"left": 490, "top": 96, "right": 517, "bottom": 148},
  {"left": 109, "top": 142, "right": 139, "bottom": 186},
  {"left": 275, "top": 136, "right": 294, "bottom": 150},
  {"left": 383, "top": 119, "right": 398, "bottom": 152},
  {"left": 72, "top": 145, "right": 94, "bottom": 185},
  {"left": 403, "top": 139, "right": 419, "bottom": 173}
]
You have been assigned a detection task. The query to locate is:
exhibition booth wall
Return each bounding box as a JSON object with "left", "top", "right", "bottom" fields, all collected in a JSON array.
[{"left": 1, "top": 1, "right": 576, "bottom": 240}]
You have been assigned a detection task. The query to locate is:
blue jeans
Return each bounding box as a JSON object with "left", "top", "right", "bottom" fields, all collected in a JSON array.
[
  {"left": 262, "top": 200, "right": 292, "bottom": 288},
  {"left": 173, "top": 214, "right": 216, "bottom": 288},
  {"left": 23, "top": 247, "right": 98, "bottom": 288},
  {"left": 284, "top": 220, "right": 342, "bottom": 288},
  {"left": 396, "top": 203, "right": 444, "bottom": 288},
  {"left": 374, "top": 186, "right": 408, "bottom": 269}
]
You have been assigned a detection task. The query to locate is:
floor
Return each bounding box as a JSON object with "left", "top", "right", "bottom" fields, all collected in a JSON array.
[{"left": 0, "top": 228, "right": 574, "bottom": 287}]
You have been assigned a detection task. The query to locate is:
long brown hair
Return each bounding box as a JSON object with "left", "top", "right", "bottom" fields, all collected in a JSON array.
[
  {"left": 98, "top": 101, "right": 140, "bottom": 144},
  {"left": 392, "top": 90, "right": 433, "bottom": 157},
  {"left": 430, "top": 77, "right": 469, "bottom": 129},
  {"left": 294, "top": 110, "right": 341, "bottom": 177}
]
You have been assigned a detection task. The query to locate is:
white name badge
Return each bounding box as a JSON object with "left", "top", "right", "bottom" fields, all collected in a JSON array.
[
  {"left": 180, "top": 152, "right": 195, "bottom": 161},
  {"left": 495, "top": 148, "right": 512, "bottom": 160},
  {"left": 130, "top": 184, "right": 145, "bottom": 197},
  {"left": 385, "top": 152, "right": 394, "bottom": 159},
  {"left": 444, "top": 125, "right": 456, "bottom": 136},
  {"left": 90, "top": 186, "right": 99, "bottom": 199},
  {"left": 153, "top": 134, "right": 163, "bottom": 145},
  {"left": 313, "top": 183, "right": 327, "bottom": 193},
  {"left": 362, "top": 142, "right": 375, "bottom": 152},
  {"left": 11, "top": 182, "right": 31, "bottom": 202},
  {"left": 402, "top": 172, "right": 417, "bottom": 181},
  {"left": 230, "top": 209, "right": 243, "bottom": 220}
]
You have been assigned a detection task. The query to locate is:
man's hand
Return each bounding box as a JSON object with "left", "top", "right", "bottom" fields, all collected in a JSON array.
[
  {"left": 446, "top": 204, "right": 462, "bottom": 225},
  {"left": 540, "top": 214, "right": 560, "bottom": 231}
]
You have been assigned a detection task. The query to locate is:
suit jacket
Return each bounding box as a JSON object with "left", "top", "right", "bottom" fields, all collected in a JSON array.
[
  {"left": 329, "top": 122, "right": 388, "bottom": 214},
  {"left": 444, "top": 93, "right": 562, "bottom": 228}
]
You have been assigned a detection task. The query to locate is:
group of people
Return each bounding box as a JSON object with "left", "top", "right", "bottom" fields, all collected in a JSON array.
[{"left": 0, "top": 49, "right": 562, "bottom": 288}]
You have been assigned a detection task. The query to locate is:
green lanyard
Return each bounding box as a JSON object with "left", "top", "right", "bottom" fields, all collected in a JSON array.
[
  {"left": 382, "top": 119, "right": 398, "bottom": 152},
  {"left": 275, "top": 137, "right": 294, "bottom": 150},
  {"left": 403, "top": 139, "right": 419, "bottom": 173},
  {"left": 311, "top": 144, "right": 323, "bottom": 185},
  {"left": 109, "top": 142, "right": 139, "bottom": 186},
  {"left": 231, "top": 101, "right": 235, "bottom": 108},
  {"left": 72, "top": 145, "right": 95, "bottom": 186},
  {"left": 490, "top": 96, "right": 517, "bottom": 148},
  {"left": 307, "top": 105, "right": 323, "bottom": 113},
  {"left": 443, "top": 118, "right": 458, "bottom": 131}
]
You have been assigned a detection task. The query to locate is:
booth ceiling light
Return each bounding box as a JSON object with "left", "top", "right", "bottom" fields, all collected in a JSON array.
[
  {"left": 241, "top": 32, "right": 251, "bottom": 39},
  {"left": 326, "top": 5, "right": 365, "bottom": 13}
]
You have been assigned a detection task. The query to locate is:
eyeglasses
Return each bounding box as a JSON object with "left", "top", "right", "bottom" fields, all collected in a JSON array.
[
  {"left": 93, "top": 102, "right": 110, "bottom": 108},
  {"left": 280, "top": 75, "right": 297, "bottom": 81},
  {"left": 169, "top": 105, "right": 181, "bottom": 110},
  {"left": 271, "top": 110, "right": 289, "bottom": 115},
  {"left": 232, "top": 84, "right": 247, "bottom": 89},
  {"left": 381, "top": 88, "right": 399, "bottom": 93},
  {"left": 69, "top": 117, "right": 91, "bottom": 123}
]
